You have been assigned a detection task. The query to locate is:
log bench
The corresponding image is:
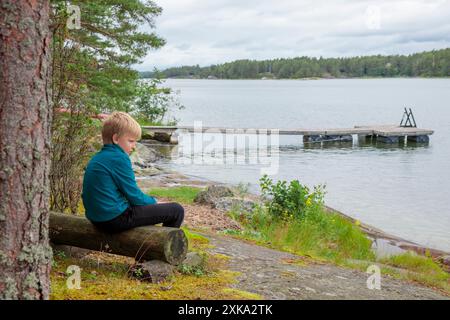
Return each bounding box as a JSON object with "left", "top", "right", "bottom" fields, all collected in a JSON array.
[{"left": 49, "top": 212, "right": 188, "bottom": 265}]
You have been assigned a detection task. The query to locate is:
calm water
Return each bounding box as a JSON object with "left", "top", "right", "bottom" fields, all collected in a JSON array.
[{"left": 154, "top": 78, "right": 450, "bottom": 252}]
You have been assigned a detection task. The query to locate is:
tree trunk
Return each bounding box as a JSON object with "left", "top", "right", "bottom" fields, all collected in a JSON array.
[
  {"left": 0, "top": 0, "right": 52, "bottom": 299},
  {"left": 49, "top": 212, "right": 188, "bottom": 266}
]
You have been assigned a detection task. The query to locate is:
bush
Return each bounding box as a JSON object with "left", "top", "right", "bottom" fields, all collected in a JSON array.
[{"left": 259, "top": 174, "right": 325, "bottom": 220}]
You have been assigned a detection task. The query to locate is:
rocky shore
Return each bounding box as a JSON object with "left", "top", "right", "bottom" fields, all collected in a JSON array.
[{"left": 131, "top": 140, "right": 450, "bottom": 266}]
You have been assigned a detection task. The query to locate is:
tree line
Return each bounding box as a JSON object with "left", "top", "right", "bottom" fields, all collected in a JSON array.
[{"left": 141, "top": 48, "right": 450, "bottom": 79}]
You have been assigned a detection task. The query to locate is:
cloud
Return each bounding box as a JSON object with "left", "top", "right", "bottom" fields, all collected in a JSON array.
[{"left": 134, "top": 0, "right": 450, "bottom": 70}]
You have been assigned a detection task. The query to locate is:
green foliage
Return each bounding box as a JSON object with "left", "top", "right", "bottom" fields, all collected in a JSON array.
[
  {"left": 224, "top": 176, "right": 374, "bottom": 263},
  {"left": 259, "top": 174, "right": 325, "bottom": 220},
  {"left": 51, "top": 0, "right": 165, "bottom": 113},
  {"left": 49, "top": 1, "right": 174, "bottom": 213},
  {"left": 132, "top": 74, "right": 184, "bottom": 124},
  {"left": 142, "top": 48, "right": 450, "bottom": 79}
]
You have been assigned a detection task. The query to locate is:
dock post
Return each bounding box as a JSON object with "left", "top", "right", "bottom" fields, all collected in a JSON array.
[
  {"left": 407, "top": 135, "right": 429, "bottom": 143},
  {"left": 169, "top": 132, "right": 179, "bottom": 144}
]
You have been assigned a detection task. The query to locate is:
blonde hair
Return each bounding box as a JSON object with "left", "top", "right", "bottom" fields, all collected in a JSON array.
[{"left": 101, "top": 112, "right": 141, "bottom": 144}]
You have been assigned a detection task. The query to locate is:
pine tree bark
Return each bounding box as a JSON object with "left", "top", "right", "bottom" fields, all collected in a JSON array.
[{"left": 0, "top": 0, "right": 52, "bottom": 299}]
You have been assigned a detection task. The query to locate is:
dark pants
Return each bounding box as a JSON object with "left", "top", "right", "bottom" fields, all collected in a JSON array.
[{"left": 92, "top": 202, "right": 185, "bottom": 233}]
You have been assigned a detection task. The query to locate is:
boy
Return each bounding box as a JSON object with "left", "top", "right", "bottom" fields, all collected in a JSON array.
[{"left": 82, "top": 111, "right": 184, "bottom": 233}]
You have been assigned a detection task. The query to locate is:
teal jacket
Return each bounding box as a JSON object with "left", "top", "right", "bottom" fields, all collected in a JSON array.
[{"left": 82, "top": 143, "right": 157, "bottom": 222}]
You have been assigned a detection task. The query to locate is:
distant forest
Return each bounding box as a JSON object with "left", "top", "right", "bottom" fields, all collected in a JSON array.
[{"left": 140, "top": 48, "right": 450, "bottom": 79}]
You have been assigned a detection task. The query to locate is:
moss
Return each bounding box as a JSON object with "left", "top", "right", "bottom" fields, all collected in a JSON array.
[
  {"left": 24, "top": 272, "right": 39, "bottom": 290},
  {"left": 18, "top": 243, "right": 53, "bottom": 265},
  {"left": 221, "top": 288, "right": 262, "bottom": 300},
  {"left": 32, "top": 148, "right": 42, "bottom": 161},
  {"left": 50, "top": 246, "right": 259, "bottom": 300},
  {"left": 182, "top": 227, "right": 211, "bottom": 252},
  {"left": 51, "top": 260, "right": 254, "bottom": 300},
  {"left": 22, "top": 272, "right": 41, "bottom": 300},
  {"left": 1, "top": 277, "right": 18, "bottom": 300},
  {"left": 211, "top": 253, "right": 231, "bottom": 262},
  {"left": 0, "top": 250, "right": 9, "bottom": 265},
  {"left": 18, "top": 17, "right": 34, "bottom": 32}
]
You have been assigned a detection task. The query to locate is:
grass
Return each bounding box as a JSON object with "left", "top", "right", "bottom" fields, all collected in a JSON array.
[
  {"left": 148, "top": 186, "right": 204, "bottom": 204},
  {"left": 379, "top": 252, "right": 450, "bottom": 294},
  {"left": 226, "top": 204, "right": 375, "bottom": 264}
]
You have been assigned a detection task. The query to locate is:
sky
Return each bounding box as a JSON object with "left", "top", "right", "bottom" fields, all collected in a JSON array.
[{"left": 134, "top": 0, "right": 450, "bottom": 71}]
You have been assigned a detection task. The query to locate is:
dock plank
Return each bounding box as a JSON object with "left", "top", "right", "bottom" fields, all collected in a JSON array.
[{"left": 142, "top": 125, "right": 434, "bottom": 137}]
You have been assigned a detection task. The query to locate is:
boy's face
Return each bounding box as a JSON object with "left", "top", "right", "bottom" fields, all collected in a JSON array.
[{"left": 112, "top": 133, "right": 137, "bottom": 155}]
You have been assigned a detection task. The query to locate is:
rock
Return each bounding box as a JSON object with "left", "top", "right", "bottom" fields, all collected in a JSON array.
[
  {"left": 194, "top": 185, "right": 234, "bottom": 205},
  {"left": 50, "top": 243, "right": 92, "bottom": 259},
  {"left": 141, "top": 130, "right": 153, "bottom": 140},
  {"left": 130, "top": 260, "right": 175, "bottom": 283},
  {"left": 134, "top": 166, "right": 162, "bottom": 177},
  {"left": 213, "top": 197, "right": 257, "bottom": 213},
  {"left": 153, "top": 132, "right": 172, "bottom": 143},
  {"left": 130, "top": 142, "right": 160, "bottom": 169},
  {"left": 439, "top": 255, "right": 450, "bottom": 267},
  {"left": 182, "top": 252, "right": 204, "bottom": 268}
]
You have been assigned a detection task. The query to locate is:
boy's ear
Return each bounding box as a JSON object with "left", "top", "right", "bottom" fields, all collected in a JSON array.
[{"left": 112, "top": 133, "right": 119, "bottom": 144}]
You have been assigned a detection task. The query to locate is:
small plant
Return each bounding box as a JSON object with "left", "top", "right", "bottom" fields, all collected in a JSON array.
[
  {"left": 54, "top": 250, "right": 67, "bottom": 260},
  {"left": 177, "top": 264, "right": 206, "bottom": 277},
  {"left": 132, "top": 266, "right": 144, "bottom": 279},
  {"left": 177, "top": 252, "right": 208, "bottom": 277}
]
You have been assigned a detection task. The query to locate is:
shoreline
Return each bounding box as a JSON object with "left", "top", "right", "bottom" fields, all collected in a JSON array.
[
  {"left": 142, "top": 76, "right": 450, "bottom": 81},
  {"left": 135, "top": 140, "right": 450, "bottom": 261}
]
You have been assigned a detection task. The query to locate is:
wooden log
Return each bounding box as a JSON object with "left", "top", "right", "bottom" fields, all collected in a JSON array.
[{"left": 49, "top": 212, "right": 188, "bottom": 265}]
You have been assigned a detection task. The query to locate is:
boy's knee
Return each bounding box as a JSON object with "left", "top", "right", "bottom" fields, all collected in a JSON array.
[{"left": 172, "top": 202, "right": 184, "bottom": 218}]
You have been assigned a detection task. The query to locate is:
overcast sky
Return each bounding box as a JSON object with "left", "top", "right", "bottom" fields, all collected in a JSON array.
[{"left": 134, "top": 0, "right": 450, "bottom": 71}]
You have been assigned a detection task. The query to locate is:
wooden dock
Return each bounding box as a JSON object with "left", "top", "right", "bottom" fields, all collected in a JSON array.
[{"left": 142, "top": 124, "right": 434, "bottom": 144}]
